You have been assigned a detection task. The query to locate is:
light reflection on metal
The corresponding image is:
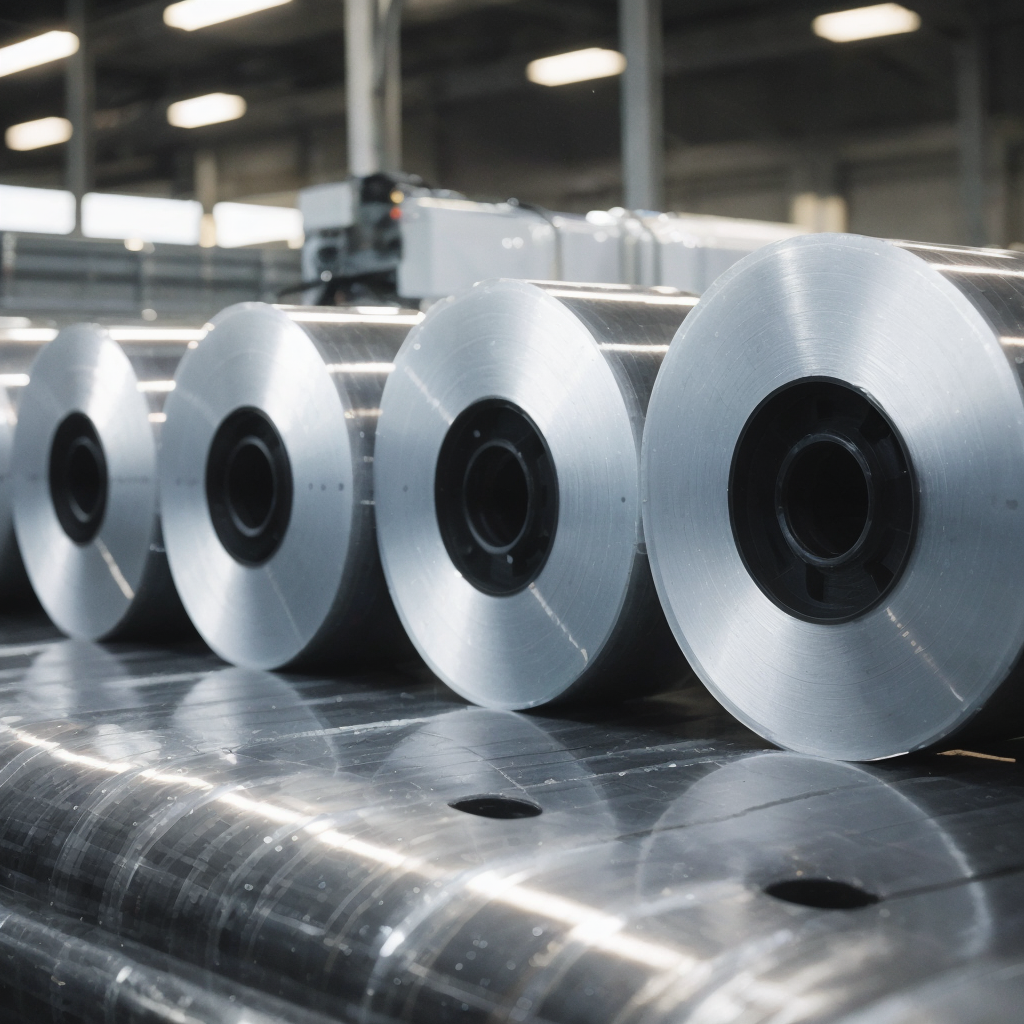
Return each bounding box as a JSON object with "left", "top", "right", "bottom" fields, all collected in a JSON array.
[
  {"left": 324, "top": 362, "right": 395, "bottom": 374},
  {"left": 284, "top": 311, "right": 423, "bottom": 327},
  {"left": 1, "top": 717, "right": 697, "bottom": 974}
]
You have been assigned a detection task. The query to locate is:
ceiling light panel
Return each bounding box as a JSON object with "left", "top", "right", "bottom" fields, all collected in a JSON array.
[
  {"left": 82, "top": 193, "right": 203, "bottom": 246},
  {"left": 0, "top": 185, "right": 75, "bottom": 235},
  {"left": 526, "top": 48, "right": 626, "bottom": 87},
  {"left": 0, "top": 30, "right": 78, "bottom": 78},
  {"left": 5, "top": 117, "right": 73, "bottom": 152},
  {"left": 167, "top": 93, "right": 247, "bottom": 129},
  {"left": 163, "top": 0, "right": 293, "bottom": 31},
  {"left": 213, "top": 202, "right": 304, "bottom": 248},
  {"left": 813, "top": 4, "right": 920, "bottom": 43}
]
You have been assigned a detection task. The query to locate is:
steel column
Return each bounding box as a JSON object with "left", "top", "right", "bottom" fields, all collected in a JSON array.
[
  {"left": 65, "top": 0, "right": 94, "bottom": 235},
  {"left": 956, "top": 30, "right": 987, "bottom": 246},
  {"left": 620, "top": 0, "right": 663, "bottom": 211}
]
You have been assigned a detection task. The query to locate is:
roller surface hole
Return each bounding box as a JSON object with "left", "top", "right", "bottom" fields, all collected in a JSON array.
[
  {"left": 449, "top": 795, "right": 542, "bottom": 819},
  {"left": 764, "top": 878, "right": 879, "bottom": 910}
]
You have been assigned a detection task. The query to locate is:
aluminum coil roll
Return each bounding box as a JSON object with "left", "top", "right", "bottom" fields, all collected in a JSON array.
[
  {"left": 13, "top": 323, "right": 199, "bottom": 639},
  {"left": 0, "top": 334, "right": 45, "bottom": 601},
  {"left": 375, "top": 279, "right": 697, "bottom": 708},
  {"left": 159, "top": 303, "right": 421, "bottom": 670},
  {"left": 643, "top": 233, "right": 1024, "bottom": 760}
]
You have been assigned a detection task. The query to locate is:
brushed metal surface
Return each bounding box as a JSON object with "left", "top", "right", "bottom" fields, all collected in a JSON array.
[
  {"left": 375, "top": 280, "right": 696, "bottom": 709},
  {"left": 159, "top": 303, "right": 421, "bottom": 670},
  {"left": 0, "top": 624, "right": 1023, "bottom": 1021},
  {"left": 12, "top": 324, "right": 196, "bottom": 639},
  {"left": 643, "top": 233, "right": 1024, "bottom": 760},
  {"left": 0, "top": 337, "right": 45, "bottom": 601}
]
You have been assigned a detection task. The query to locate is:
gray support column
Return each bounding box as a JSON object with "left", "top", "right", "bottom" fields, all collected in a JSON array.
[
  {"left": 380, "top": 0, "right": 404, "bottom": 173},
  {"left": 619, "top": 0, "right": 663, "bottom": 211},
  {"left": 65, "top": 0, "right": 94, "bottom": 235},
  {"left": 956, "top": 30, "right": 988, "bottom": 246},
  {"left": 194, "top": 150, "right": 218, "bottom": 247},
  {"left": 346, "top": 0, "right": 380, "bottom": 176}
]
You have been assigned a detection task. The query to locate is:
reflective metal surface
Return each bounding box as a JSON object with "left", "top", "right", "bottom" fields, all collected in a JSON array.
[
  {"left": 160, "top": 303, "right": 421, "bottom": 670},
  {"left": 376, "top": 280, "right": 696, "bottom": 709},
  {"left": 1, "top": 622, "right": 1024, "bottom": 1021},
  {"left": 0, "top": 333, "right": 46, "bottom": 602},
  {"left": 643, "top": 233, "right": 1024, "bottom": 760},
  {"left": 12, "top": 324, "right": 202, "bottom": 640}
]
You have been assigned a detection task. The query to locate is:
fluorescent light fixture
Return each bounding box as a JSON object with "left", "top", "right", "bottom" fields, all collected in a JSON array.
[
  {"left": 813, "top": 4, "right": 920, "bottom": 42},
  {"left": 82, "top": 193, "right": 203, "bottom": 246},
  {"left": 213, "top": 201, "right": 304, "bottom": 248},
  {"left": 526, "top": 47, "right": 626, "bottom": 87},
  {"left": 0, "top": 30, "right": 79, "bottom": 78},
  {"left": 5, "top": 116, "right": 73, "bottom": 152},
  {"left": 0, "top": 184, "right": 75, "bottom": 234},
  {"left": 163, "top": 0, "right": 292, "bottom": 31},
  {"left": 167, "top": 93, "right": 246, "bottom": 129}
]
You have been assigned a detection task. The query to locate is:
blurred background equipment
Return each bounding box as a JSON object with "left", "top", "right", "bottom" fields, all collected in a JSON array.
[{"left": 3, "top": 0, "right": 1016, "bottom": 312}]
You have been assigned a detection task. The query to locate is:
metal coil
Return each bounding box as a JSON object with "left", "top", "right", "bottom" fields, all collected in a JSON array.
[
  {"left": 643, "top": 233, "right": 1024, "bottom": 760},
  {"left": 375, "top": 279, "right": 697, "bottom": 708},
  {"left": 0, "top": 336, "right": 45, "bottom": 602},
  {"left": 159, "top": 302, "right": 421, "bottom": 670},
  {"left": 13, "top": 323, "right": 201, "bottom": 639}
]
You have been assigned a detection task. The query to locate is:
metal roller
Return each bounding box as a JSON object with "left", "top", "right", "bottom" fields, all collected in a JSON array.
[
  {"left": 375, "top": 279, "right": 697, "bottom": 708},
  {"left": 159, "top": 302, "right": 421, "bottom": 670},
  {"left": 12, "top": 323, "right": 203, "bottom": 639},
  {"left": 643, "top": 233, "right": 1024, "bottom": 760}
]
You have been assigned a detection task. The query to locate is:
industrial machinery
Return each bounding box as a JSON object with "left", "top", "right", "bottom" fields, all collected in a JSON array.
[{"left": 298, "top": 173, "right": 803, "bottom": 306}]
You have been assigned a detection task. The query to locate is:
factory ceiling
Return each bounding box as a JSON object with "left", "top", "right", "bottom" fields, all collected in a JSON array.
[{"left": 0, "top": 1, "right": 1022, "bottom": 219}]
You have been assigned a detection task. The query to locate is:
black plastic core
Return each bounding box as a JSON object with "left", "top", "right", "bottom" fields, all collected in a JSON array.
[
  {"left": 449, "top": 795, "right": 542, "bottom": 819},
  {"left": 780, "top": 438, "right": 871, "bottom": 561},
  {"left": 435, "top": 400, "right": 558, "bottom": 596},
  {"left": 765, "top": 878, "right": 879, "bottom": 910},
  {"left": 49, "top": 412, "right": 108, "bottom": 545},
  {"left": 730, "top": 379, "right": 916, "bottom": 622},
  {"left": 206, "top": 407, "right": 292, "bottom": 565}
]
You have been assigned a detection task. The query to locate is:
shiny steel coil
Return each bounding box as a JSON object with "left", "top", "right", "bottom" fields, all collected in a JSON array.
[
  {"left": 375, "top": 279, "right": 697, "bottom": 708},
  {"left": 643, "top": 233, "right": 1024, "bottom": 760},
  {"left": 159, "top": 302, "right": 421, "bottom": 670},
  {"left": 0, "top": 332, "right": 46, "bottom": 601},
  {"left": 13, "top": 323, "right": 202, "bottom": 639}
]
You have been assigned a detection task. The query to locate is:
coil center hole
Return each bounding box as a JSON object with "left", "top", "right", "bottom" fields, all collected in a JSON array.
[
  {"left": 780, "top": 440, "right": 870, "bottom": 560},
  {"left": 463, "top": 442, "right": 530, "bottom": 552},
  {"left": 49, "top": 411, "right": 108, "bottom": 544},
  {"left": 226, "top": 437, "right": 277, "bottom": 538},
  {"left": 435, "top": 399, "right": 558, "bottom": 596},
  {"left": 206, "top": 407, "right": 293, "bottom": 566},
  {"left": 729, "top": 378, "right": 916, "bottom": 622},
  {"left": 67, "top": 438, "right": 104, "bottom": 522}
]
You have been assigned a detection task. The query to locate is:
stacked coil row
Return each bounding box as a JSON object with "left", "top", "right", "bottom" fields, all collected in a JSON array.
[{"left": 8, "top": 233, "right": 1024, "bottom": 761}]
